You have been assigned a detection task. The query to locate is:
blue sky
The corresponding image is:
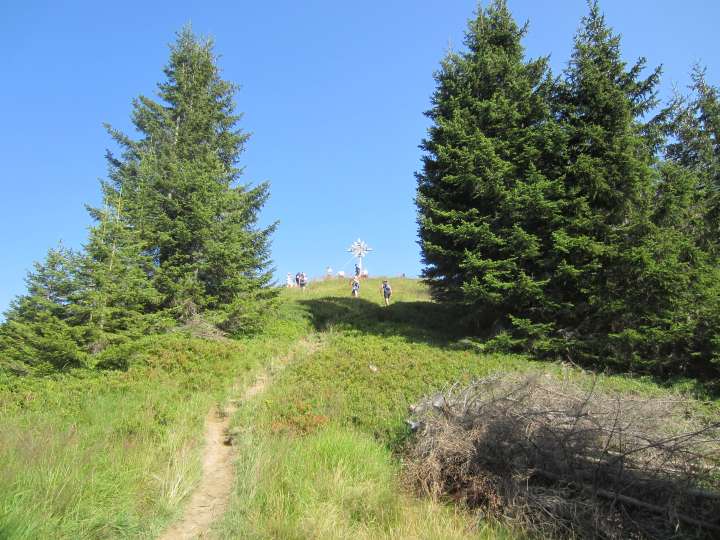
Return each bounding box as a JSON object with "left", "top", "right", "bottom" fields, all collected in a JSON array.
[{"left": 1, "top": 0, "right": 718, "bottom": 314}]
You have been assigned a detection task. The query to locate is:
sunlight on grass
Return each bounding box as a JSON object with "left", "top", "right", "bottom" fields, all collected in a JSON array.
[
  {"left": 2, "top": 278, "right": 715, "bottom": 539},
  {"left": 216, "top": 278, "right": 717, "bottom": 539},
  {"left": 216, "top": 424, "right": 510, "bottom": 540},
  {"left": 0, "top": 309, "right": 310, "bottom": 539}
]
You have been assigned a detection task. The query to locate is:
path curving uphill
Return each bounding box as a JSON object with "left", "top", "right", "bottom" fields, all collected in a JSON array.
[{"left": 158, "top": 336, "right": 321, "bottom": 539}]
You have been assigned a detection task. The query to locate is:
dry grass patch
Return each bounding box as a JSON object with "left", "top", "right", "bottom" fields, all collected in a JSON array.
[{"left": 406, "top": 373, "right": 720, "bottom": 539}]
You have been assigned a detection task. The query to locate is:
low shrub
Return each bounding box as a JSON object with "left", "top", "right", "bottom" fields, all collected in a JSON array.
[{"left": 406, "top": 373, "right": 720, "bottom": 539}]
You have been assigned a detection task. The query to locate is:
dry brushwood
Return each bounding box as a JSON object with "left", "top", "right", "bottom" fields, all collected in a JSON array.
[
  {"left": 405, "top": 373, "right": 720, "bottom": 539},
  {"left": 177, "top": 315, "right": 229, "bottom": 341}
]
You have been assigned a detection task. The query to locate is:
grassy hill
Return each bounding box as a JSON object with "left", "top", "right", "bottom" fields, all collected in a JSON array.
[
  {"left": 0, "top": 303, "right": 311, "bottom": 539},
  {"left": 1, "top": 278, "right": 716, "bottom": 539},
  {"left": 212, "top": 278, "right": 719, "bottom": 538}
]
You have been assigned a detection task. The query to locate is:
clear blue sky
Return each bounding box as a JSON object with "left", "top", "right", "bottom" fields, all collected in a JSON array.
[{"left": 1, "top": 1, "right": 718, "bottom": 314}]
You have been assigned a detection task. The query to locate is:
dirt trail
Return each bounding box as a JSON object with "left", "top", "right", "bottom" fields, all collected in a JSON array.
[{"left": 158, "top": 336, "right": 320, "bottom": 540}]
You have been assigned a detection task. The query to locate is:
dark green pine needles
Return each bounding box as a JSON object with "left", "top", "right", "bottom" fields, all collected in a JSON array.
[
  {"left": 417, "top": 0, "right": 720, "bottom": 376},
  {"left": 102, "top": 27, "right": 277, "bottom": 319},
  {"left": 417, "top": 0, "right": 565, "bottom": 337},
  {"left": 419, "top": 1, "right": 548, "bottom": 314}
]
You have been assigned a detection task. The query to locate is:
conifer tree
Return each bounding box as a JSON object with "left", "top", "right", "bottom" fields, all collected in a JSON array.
[
  {"left": 76, "top": 187, "right": 166, "bottom": 349},
  {"left": 658, "top": 68, "right": 720, "bottom": 372},
  {"left": 552, "top": 2, "right": 693, "bottom": 369},
  {"left": 0, "top": 246, "right": 86, "bottom": 373},
  {"left": 416, "top": 1, "right": 715, "bottom": 373},
  {"left": 104, "top": 27, "right": 277, "bottom": 322},
  {"left": 416, "top": 0, "right": 564, "bottom": 334},
  {"left": 665, "top": 66, "right": 720, "bottom": 255},
  {"left": 1, "top": 26, "right": 277, "bottom": 374}
]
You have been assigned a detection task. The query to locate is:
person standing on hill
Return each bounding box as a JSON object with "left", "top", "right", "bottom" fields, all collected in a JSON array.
[
  {"left": 299, "top": 272, "right": 307, "bottom": 291},
  {"left": 381, "top": 279, "right": 392, "bottom": 306},
  {"left": 351, "top": 276, "right": 360, "bottom": 298}
]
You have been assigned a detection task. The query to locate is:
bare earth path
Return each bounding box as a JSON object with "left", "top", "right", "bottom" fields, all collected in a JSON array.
[{"left": 158, "top": 336, "right": 320, "bottom": 540}]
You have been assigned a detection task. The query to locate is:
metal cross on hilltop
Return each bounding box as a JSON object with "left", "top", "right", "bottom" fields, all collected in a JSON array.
[{"left": 348, "top": 238, "right": 372, "bottom": 275}]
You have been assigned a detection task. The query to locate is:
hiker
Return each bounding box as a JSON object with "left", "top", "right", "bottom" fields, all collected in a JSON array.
[
  {"left": 355, "top": 263, "right": 361, "bottom": 277},
  {"left": 295, "top": 272, "right": 301, "bottom": 287},
  {"left": 351, "top": 276, "right": 360, "bottom": 298},
  {"left": 299, "top": 272, "right": 307, "bottom": 291},
  {"left": 381, "top": 279, "right": 392, "bottom": 306}
]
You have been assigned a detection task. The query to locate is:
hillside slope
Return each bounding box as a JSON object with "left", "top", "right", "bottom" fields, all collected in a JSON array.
[
  {"left": 211, "top": 278, "right": 717, "bottom": 539},
  {"left": 0, "top": 303, "right": 311, "bottom": 539},
  {"left": 2, "top": 278, "right": 716, "bottom": 539}
]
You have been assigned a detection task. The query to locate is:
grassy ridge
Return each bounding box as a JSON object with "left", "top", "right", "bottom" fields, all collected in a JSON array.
[
  {"left": 215, "top": 279, "right": 532, "bottom": 538},
  {"left": 215, "top": 278, "right": 719, "bottom": 539},
  {"left": 1, "top": 278, "right": 716, "bottom": 539},
  {"left": 0, "top": 302, "right": 310, "bottom": 539}
]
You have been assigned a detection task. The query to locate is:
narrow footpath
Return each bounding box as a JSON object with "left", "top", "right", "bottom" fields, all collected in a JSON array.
[{"left": 158, "top": 336, "right": 321, "bottom": 540}]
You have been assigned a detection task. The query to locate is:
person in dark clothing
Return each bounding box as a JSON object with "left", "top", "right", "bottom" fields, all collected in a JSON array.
[{"left": 381, "top": 279, "right": 392, "bottom": 306}]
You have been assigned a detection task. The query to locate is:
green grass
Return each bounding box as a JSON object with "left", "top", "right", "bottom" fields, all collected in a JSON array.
[
  {"left": 214, "top": 277, "right": 719, "bottom": 539},
  {"left": 2, "top": 277, "right": 716, "bottom": 539},
  {"left": 216, "top": 421, "right": 513, "bottom": 540},
  {"left": 215, "top": 278, "right": 536, "bottom": 538},
  {"left": 0, "top": 302, "right": 311, "bottom": 539}
]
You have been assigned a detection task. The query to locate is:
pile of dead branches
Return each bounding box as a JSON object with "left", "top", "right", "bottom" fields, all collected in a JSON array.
[
  {"left": 405, "top": 373, "right": 720, "bottom": 539},
  {"left": 177, "top": 314, "right": 228, "bottom": 341}
]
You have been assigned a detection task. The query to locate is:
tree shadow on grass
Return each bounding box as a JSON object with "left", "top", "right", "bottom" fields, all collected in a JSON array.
[
  {"left": 298, "top": 296, "right": 467, "bottom": 347},
  {"left": 298, "top": 297, "right": 720, "bottom": 400}
]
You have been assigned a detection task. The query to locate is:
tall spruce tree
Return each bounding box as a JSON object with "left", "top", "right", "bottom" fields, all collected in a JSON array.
[
  {"left": 417, "top": 1, "right": 714, "bottom": 373},
  {"left": 417, "top": 0, "right": 564, "bottom": 336},
  {"left": 104, "top": 27, "right": 276, "bottom": 322},
  {"left": 665, "top": 66, "right": 720, "bottom": 255},
  {"left": 659, "top": 68, "right": 720, "bottom": 372},
  {"left": 1, "top": 27, "right": 277, "bottom": 375},
  {"left": 76, "top": 188, "right": 166, "bottom": 349},
  {"left": 0, "top": 246, "right": 87, "bottom": 373},
  {"left": 553, "top": 2, "right": 652, "bottom": 333},
  {"left": 551, "top": 1, "right": 701, "bottom": 369}
]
